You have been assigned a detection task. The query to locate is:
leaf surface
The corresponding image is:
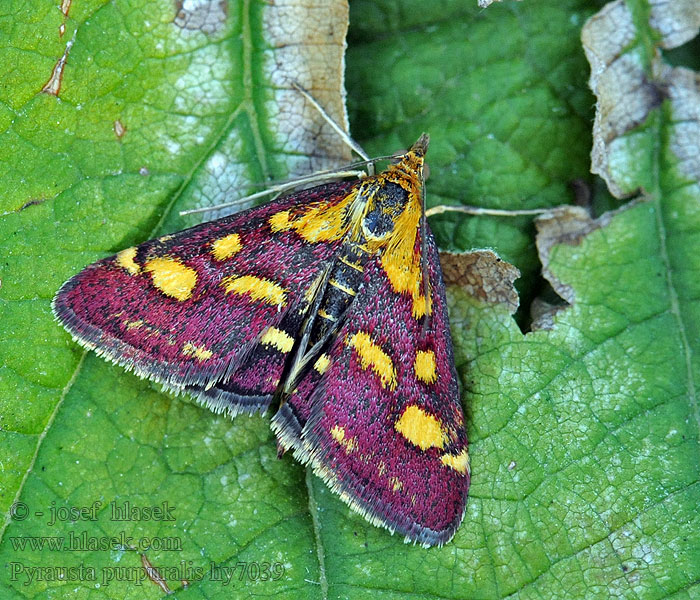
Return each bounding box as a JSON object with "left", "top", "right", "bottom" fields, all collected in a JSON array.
[{"left": 1, "top": 0, "right": 699, "bottom": 599}]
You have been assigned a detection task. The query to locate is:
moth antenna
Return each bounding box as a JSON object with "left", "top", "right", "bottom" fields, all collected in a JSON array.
[
  {"left": 425, "top": 204, "right": 551, "bottom": 218},
  {"left": 179, "top": 153, "right": 405, "bottom": 218},
  {"left": 241, "top": 160, "right": 371, "bottom": 189},
  {"left": 181, "top": 78, "right": 409, "bottom": 219},
  {"left": 180, "top": 170, "right": 365, "bottom": 216},
  {"left": 290, "top": 81, "right": 372, "bottom": 172}
]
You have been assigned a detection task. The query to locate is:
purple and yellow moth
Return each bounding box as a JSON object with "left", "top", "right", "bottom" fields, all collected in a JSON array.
[{"left": 53, "top": 134, "right": 470, "bottom": 546}]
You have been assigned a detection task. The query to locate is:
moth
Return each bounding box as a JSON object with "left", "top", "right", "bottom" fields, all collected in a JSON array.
[{"left": 53, "top": 134, "right": 470, "bottom": 547}]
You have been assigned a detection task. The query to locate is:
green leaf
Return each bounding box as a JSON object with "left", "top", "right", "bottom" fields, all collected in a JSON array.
[
  {"left": 1, "top": 0, "right": 349, "bottom": 597},
  {"left": 2, "top": 0, "right": 699, "bottom": 599}
]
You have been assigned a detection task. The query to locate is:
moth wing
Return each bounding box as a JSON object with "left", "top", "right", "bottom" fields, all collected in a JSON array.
[
  {"left": 273, "top": 225, "right": 469, "bottom": 546},
  {"left": 53, "top": 181, "right": 356, "bottom": 415}
]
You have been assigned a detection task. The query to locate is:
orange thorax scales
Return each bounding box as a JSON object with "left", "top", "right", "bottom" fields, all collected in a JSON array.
[{"left": 269, "top": 149, "right": 429, "bottom": 319}]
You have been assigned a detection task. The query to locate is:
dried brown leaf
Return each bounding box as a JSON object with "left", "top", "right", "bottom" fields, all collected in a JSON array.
[
  {"left": 582, "top": 0, "right": 700, "bottom": 197},
  {"left": 440, "top": 250, "right": 520, "bottom": 314},
  {"left": 264, "top": 0, "right": 352, "bottom": 173}
]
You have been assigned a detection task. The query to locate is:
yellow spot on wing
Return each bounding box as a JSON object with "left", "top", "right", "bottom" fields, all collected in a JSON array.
[
  {"left": 222, "top": 275, "right": 287, "bottom": 306},
  {"left": 395, "top": 405, "right": 445, "bottom": 450},
  {"left": 211, "top": 233, "right": 242, "bottom": 261},
  {"left": 441, "top": 449, "right": 470, "bottom": 475},
  {"left": 182, "top": 341, "right": 213, "bottom": 361},
  {"left": 382, "top": 252, "right": 429, "bottom": 319},
  {"left": 270, "top": 194, "right": 355, "bottom": 242},
  {"left": 348, "top": 332, "right": 396, "bottom": 390},
  {"left": 116, "top": 247, "right": 140, "bottom": 275},
  {"left": 314, "top": 353, "right": 331, "bottom": 374},
  {"left": 412, "top": 292, "right": 429, "bottom": 319},
  {"left": 389, "top": 477, "right": 403, "bottom": 492},
  {"left": 294, "top": 193, "right": 354, "bottom": 242},
  {"left": 414, "top": 349, "right": 437, "bottom": 384},
  {"left": 260, "top": 327, "right": 294, "bottom": 353},
  {"left": 144, "top": 256, "right": 197, "bottom": 301},
  {"left": 269, "top": 210, "right": 291, "bottom": 232},
  {"left": 330, "top": 424, "right": 345, "bottom": 443},
  {"left": 330, "top": 424, "right": 357, "bottom": 453}
]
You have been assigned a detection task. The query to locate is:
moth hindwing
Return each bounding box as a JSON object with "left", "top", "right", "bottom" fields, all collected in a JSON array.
[{"left": 53, "top": 134, "right": 470, "bottom": 546}]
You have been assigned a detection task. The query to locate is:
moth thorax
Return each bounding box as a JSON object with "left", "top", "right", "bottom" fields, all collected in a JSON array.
[{"left": 361, "top": 181, "right": 409, "bottom": 241}]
